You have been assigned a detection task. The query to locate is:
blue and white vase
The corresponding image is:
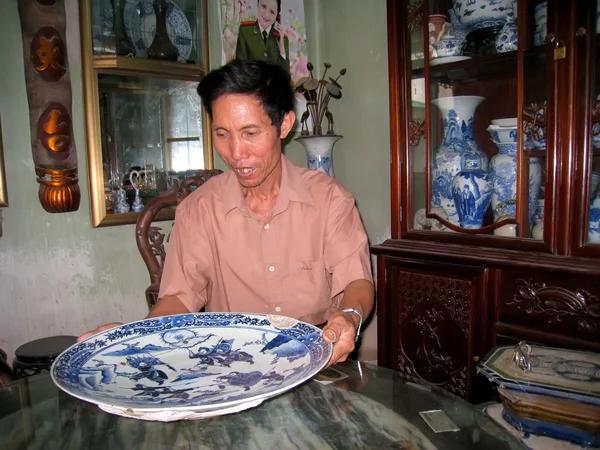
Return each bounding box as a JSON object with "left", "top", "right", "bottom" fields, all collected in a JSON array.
[
  {"left": 114, "top": 188, "right": 130, "bottom": 214},
  {"left": 495, "top": 5, "right": 517, "bottom": 53},
  {"left": 489, "top": 142, "right": 517, "bottom": 220},
  {"left": 528, "top": 157, "right": 543, "bottom": 227},
  {"left": 132, "top": 189, "right": 144, "bottom": 212},
  {"left": 489, "top": 143, "right": 542, "bottom": 226},
  {"left": 452, "top": 152, "right": 492, "bottom": 228},
  {"left": 588, "top": 192, "right": 600, "bottom": 244},
  {"left": 296, "top": 135, "right": 342, "bottom": 177},
  {"left": 431, "top": 96, "right": 488, "bottom": 226}
]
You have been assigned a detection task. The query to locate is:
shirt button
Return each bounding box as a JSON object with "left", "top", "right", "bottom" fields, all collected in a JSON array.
[
  {"left": 275, "top": 306, "right": 281, "bottom": 312},
  {"left": 269, "top": 265, "right": 275, "bottom": 272},
  {"left": 264, "top": 52, "right": 268, "bottom": 57},
  {"left": 264, "top": 223, "right": 270, "bottom": 229}
]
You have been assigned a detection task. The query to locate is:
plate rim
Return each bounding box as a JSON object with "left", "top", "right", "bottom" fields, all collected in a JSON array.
[{"left": 51, "top": 312, "right": 332, "bottom": 412}]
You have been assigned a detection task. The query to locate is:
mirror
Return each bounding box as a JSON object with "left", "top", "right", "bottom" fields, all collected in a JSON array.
[{"left": 81, "top": 0, "right": 212, "bottom": 227}]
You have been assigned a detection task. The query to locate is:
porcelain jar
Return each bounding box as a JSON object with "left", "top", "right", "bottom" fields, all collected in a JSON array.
[{"left": 452, "top": 0, "right": 512, "bottom": 31}]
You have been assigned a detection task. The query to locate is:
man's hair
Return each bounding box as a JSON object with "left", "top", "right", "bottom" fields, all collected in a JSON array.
[{"left": 197, "top": 60, "right": 294, "bottom": 131}]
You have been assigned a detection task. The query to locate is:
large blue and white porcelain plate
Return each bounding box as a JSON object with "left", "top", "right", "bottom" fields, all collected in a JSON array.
[{"left": 51, "top": 313, "right": 331, "bottom": 420}]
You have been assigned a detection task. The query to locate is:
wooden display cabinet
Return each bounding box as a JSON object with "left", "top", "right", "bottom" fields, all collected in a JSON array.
[{"left": 374, "top": 0, "right": 600, "bottom": 402}]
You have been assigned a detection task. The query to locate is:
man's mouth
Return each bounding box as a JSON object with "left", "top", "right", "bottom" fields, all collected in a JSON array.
[{"left": 236, "top": 167, "right": 256, "bottom": 176}]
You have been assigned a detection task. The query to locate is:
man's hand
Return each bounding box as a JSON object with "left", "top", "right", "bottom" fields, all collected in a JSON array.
[
  {"left": 322, "top": 311, "right": 359, "bottom": 368},
  {"left": 77, "top": 323, "right": 122, "bottom": 342}
]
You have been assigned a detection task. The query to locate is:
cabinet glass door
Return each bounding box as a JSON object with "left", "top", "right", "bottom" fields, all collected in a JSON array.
[
  {"left": 405, "top": 0, "right": 554, "bottom": 243},
  {"left": 585, "top": 0, "right": 600, "bottom": 247}
]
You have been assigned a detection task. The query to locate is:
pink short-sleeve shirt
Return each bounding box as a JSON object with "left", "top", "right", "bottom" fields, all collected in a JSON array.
[{"left": 158, "top": 155, "right": 373, "bottom": 326}]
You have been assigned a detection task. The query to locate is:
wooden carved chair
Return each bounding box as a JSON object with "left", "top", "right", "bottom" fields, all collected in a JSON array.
[{"left": 136, "top": 170, "right": 222, "bottom": 310}]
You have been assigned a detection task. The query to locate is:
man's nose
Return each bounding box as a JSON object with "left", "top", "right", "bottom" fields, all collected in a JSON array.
[{"left": 230, "top": 137, "right": 248, "bottom": 161}]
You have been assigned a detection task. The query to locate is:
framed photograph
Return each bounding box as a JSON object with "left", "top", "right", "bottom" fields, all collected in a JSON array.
[{"left": 218, "top": 0, "right": 308, "bottom": 85}]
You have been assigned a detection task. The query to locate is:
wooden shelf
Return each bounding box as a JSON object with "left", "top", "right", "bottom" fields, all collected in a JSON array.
[
  {"left": 92, "top": 56, "right": 205, "bottom": 81},
  {"left": 412, "top": 48, "right": 546, "bottom": 83}
]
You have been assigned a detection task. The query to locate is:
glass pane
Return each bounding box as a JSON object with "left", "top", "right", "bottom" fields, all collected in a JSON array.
[
  {"left": 98, "top": 74, "right": 205, "bottom": 214},
  {"left": 587, "top": 1, "right": 600, "bottom": 245},
  {"left": 406, "top": 0, "right": 549, "bottom": 239},
  {"left": 91, "top": 0, "right": 203, "bottom": 65},
  {"left": 522, "top": 0, "right": 549, "bottom": 240}
]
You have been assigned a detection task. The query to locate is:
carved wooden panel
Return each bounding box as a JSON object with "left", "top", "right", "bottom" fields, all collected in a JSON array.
[
  {"left": 499, "top": 269, "right": 600, "bottom": 344},
  {"left": 384, "top": 259, "right": 486, "bottom": 400}
]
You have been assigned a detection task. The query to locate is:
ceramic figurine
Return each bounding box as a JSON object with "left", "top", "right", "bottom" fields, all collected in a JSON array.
[{"left": 114, "top": 188, "right": 130, "bottom": 214}]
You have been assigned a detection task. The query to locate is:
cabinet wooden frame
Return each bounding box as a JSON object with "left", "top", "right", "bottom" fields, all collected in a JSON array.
[{"left": 79, "top": 0, "right": 213, "bottom": 227}]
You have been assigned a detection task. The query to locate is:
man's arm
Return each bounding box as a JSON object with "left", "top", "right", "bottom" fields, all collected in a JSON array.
[
  {"left": 322, "top": 279, "right": 374, "bottom": 367},
  {"left": 145, "top": 295, "right": 191, "bottom": 318}
]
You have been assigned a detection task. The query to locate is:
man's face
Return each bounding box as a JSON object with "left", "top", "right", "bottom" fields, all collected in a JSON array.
[
  {"left": 257, "top": 0, "right": 278, "bottom": 29},
  {"left": 211, "top": 93, "right": 294, "bottom": 189}
]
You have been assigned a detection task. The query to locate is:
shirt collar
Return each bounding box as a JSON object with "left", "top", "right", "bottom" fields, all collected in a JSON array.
[
  {"left": 222, "top": 154, "right": 314, "bottom": 216},
  {"left": 257, "top": 22, "right": 273, "bottom": 36}
]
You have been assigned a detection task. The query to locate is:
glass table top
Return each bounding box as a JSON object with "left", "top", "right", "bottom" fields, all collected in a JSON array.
[{"left": 0, "top": 361, "right": 523, "bottom": 449}]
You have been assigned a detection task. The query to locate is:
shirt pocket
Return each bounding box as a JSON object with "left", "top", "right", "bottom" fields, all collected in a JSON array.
[{"left": 282, "top": 260, "right": 331, "bottom": 319}]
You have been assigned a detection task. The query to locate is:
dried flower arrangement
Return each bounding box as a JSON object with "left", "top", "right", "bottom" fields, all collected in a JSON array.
[{"left": 295, "top": 62, "right": 346, "bottom": 136}]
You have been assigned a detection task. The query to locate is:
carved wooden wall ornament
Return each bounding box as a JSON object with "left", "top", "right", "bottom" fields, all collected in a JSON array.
[{"left": 18, "top": 0, "right": 80, "bottom": 213}]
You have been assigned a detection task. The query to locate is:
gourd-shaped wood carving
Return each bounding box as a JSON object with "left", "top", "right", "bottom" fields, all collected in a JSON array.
[{"left": 18, "top": 0, "right": 80, "bottom": 213}]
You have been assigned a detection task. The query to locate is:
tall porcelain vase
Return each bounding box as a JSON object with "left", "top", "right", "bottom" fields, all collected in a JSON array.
[
  {"left": 489, "top": 143, "right": 542, "bottom": 227},
  {"left": 296, "top": 135, "right": 342, "bottom": 177},
  {"left": 431, "top": 96, "right": 488, "bottom": 226}
]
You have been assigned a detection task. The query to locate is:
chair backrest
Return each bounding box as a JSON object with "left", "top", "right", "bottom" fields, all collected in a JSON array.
[{"left": 135, "top": 170, "right": 222, "bottom": 310}]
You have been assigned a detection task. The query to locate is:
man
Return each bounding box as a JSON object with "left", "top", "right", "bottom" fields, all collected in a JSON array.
[
  {"left": 235, "top": 0, "right": 290, "bottom": 75},
  {"left": 81, "top": 60, "right": 374, "bottom": 367}
]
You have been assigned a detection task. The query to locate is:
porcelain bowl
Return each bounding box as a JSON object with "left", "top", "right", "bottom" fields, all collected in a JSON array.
[
  {"left": 487, "top": 125, "right": 518, "bottom": 143},
  {"left": 434, "top": 35, "right": 463, "bottom": 57}
]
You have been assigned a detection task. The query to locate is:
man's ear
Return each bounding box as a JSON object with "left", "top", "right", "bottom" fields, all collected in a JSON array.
[{"left": 279, "top": 110, "right": 296, "bottom": 139}]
